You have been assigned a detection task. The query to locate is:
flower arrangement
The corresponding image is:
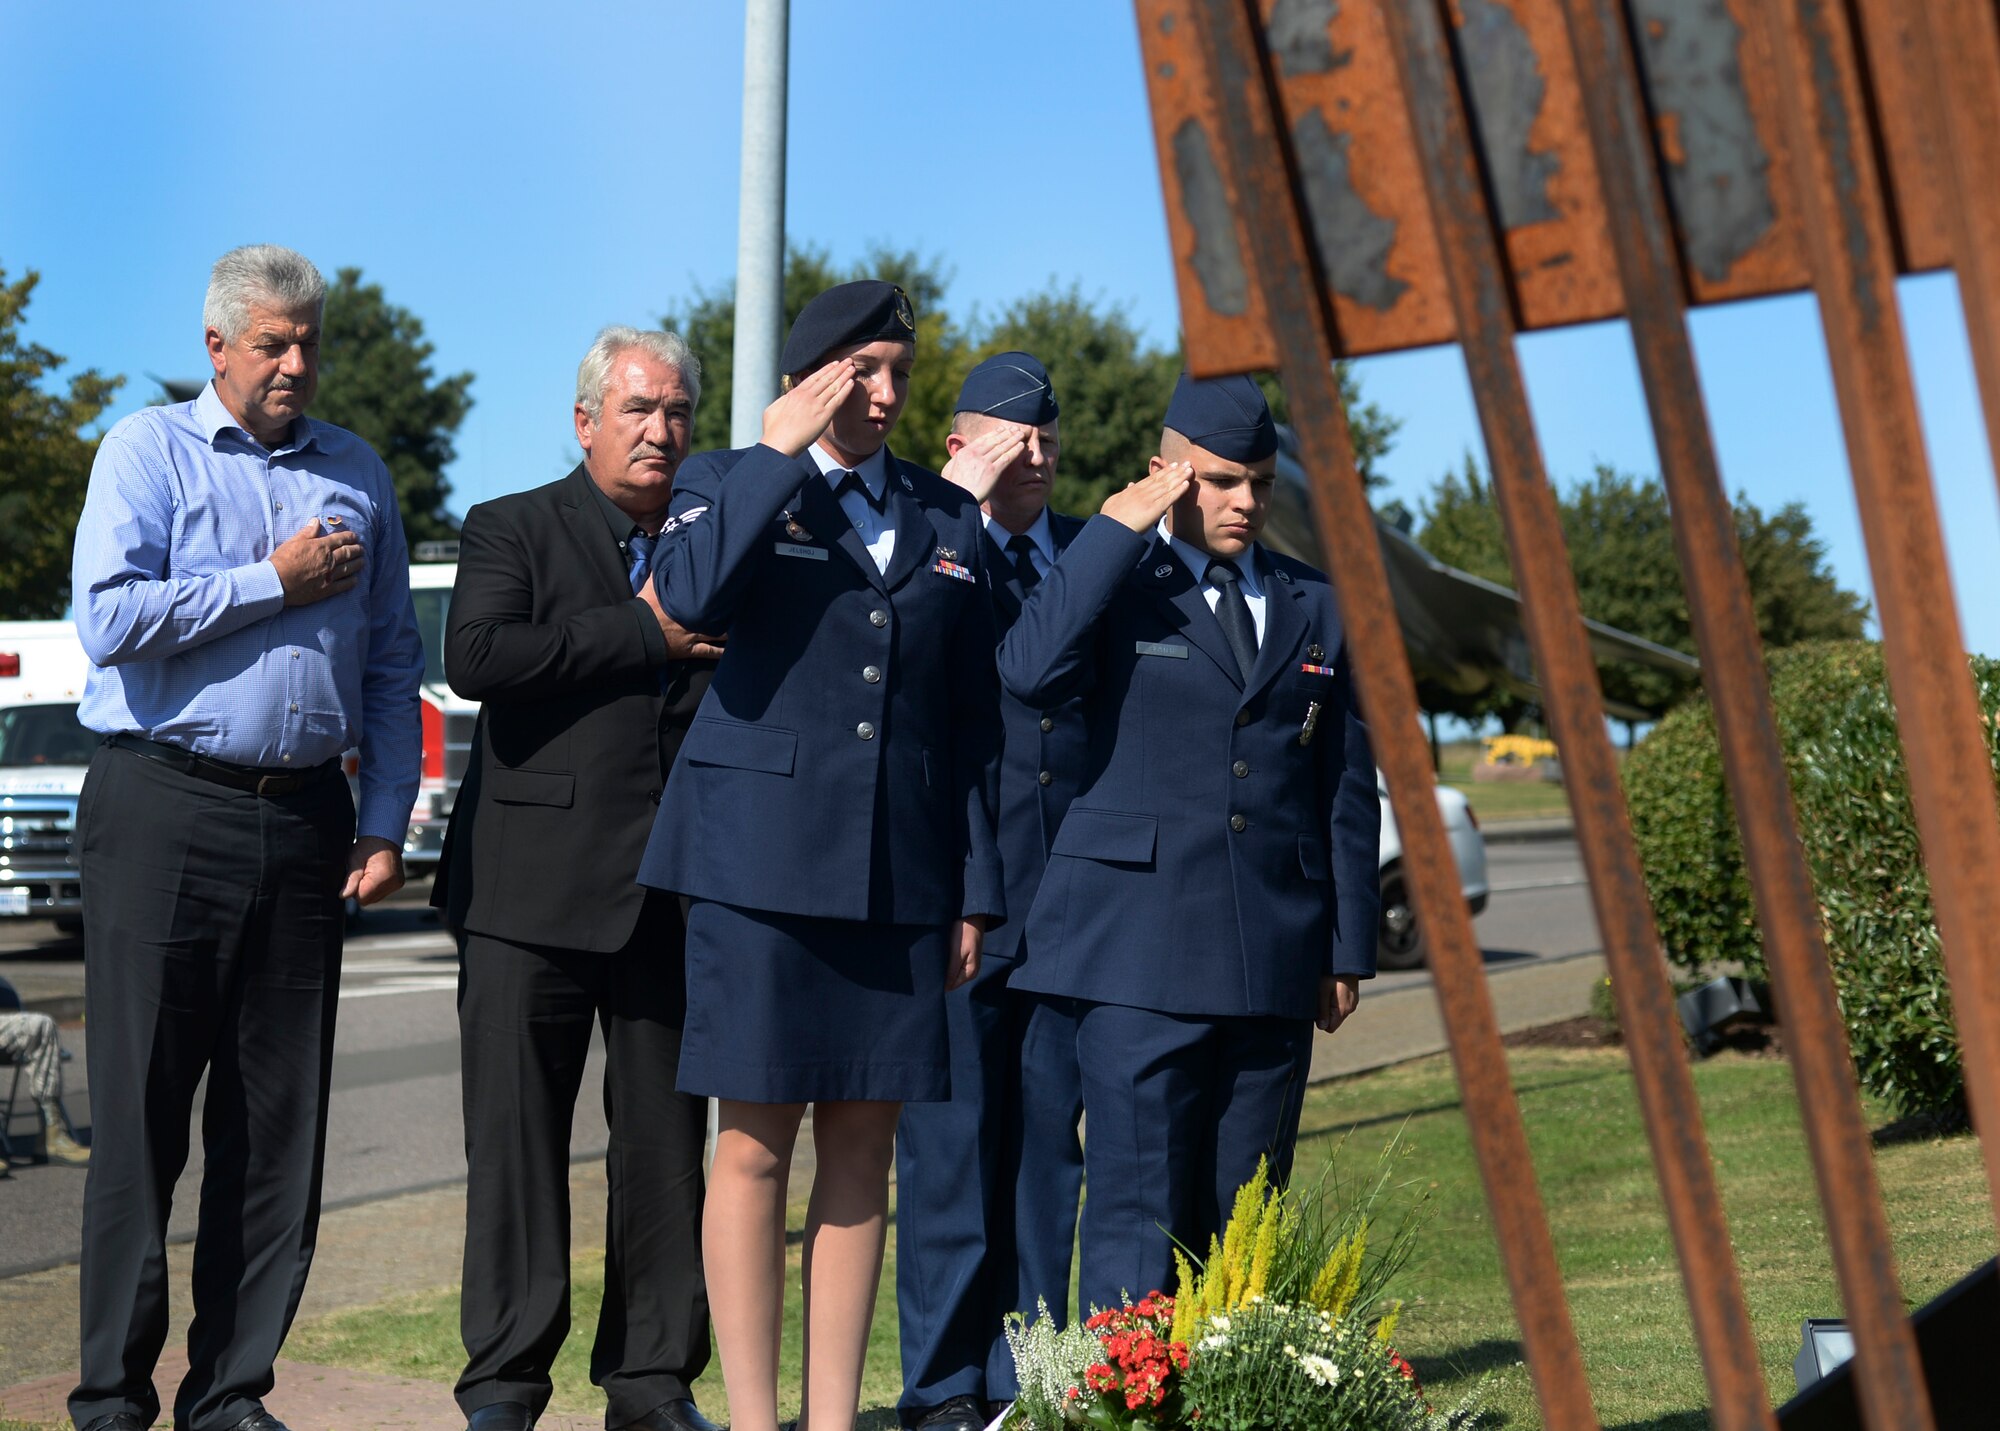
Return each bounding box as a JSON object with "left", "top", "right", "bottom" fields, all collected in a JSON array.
[{"left": 1001, "top": 1143, "right": 1489, "bottom": 1431}]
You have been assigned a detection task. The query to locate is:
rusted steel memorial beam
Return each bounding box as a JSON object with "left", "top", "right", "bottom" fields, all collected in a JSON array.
[
  {"left": 1133, "top": 0, "right": 2000, "bottom": 1425},
  {"left": 1559, "top": 4, "right": 1933, "bottom": 1428},
  {"left": 1145, "top": 0, "right": 1603, "bottom": 1423}
]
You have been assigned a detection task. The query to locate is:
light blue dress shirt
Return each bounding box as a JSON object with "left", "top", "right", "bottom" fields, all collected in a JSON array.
[{"left": 71, "top": 382, "right": 424, "bottom": 842}]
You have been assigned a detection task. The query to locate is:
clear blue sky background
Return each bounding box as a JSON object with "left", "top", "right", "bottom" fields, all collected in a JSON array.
[{"left": 7, "top": 2, "right": 1998, "bottom": 655}]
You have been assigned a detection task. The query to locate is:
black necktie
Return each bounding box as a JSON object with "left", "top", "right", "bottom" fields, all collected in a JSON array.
[
  {"left": 1005, "top": 533, "right": 1042, "bottom": 591},
  {"left": 838, "top": 469, "right": 884, "bottom": 515},
  {"left": 1206, "top": 558, "right": 1258, "bottom": 679},
  {"left": 625, "top": 531, "right": 656, "bottom": 595}
]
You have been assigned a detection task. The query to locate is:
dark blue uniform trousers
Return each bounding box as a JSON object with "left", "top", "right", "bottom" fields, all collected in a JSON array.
[
  {"left": 895, "top": 960, "right": 1083, "bottom": 1414},
  {"left": 1070, "top": 1002, "right": 1315, "bottom": 1317}
]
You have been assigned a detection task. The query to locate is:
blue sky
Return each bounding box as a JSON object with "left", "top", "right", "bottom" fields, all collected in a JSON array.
[{"left": 7, "top": 1, "right": 1998, "bottom": 656}]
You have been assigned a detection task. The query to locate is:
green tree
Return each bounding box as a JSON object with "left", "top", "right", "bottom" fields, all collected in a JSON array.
[
  {"left": 312, "top": 268, "right": 473, "bottom": 548},
  {"left": 1413, "top": 459, "right": 1869, "bottom": 725},
  {"left": 0, "top": 265, "right": 123, "bottom": 617}
]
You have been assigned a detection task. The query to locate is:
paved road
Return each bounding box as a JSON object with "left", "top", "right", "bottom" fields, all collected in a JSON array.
[{"left": 0, "top": 840, "right": 1598, "bottom": 1277}]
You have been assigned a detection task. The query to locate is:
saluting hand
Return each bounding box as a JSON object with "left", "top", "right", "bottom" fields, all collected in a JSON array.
[
  {"left": 759, "top": 358, "right": 857, "bottom": 457},
  {"left": 271, "top": 518, "right": 365, "bottom": 606},
  {"left": 941, "top": 423, "right": 1028, "bottom": 504},
  {"left": 1100, "top": 462, "right": 1193, "bottom": 534},
  {"left": 946, "top": 917, "right": 984, "bottom": 992}
]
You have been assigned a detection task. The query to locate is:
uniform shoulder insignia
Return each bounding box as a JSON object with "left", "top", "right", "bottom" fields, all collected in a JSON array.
[{"left": 664, "top": 505, "right": 709, "bottom": 534}]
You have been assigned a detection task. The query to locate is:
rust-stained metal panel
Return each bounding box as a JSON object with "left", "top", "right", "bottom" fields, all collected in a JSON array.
[
  {"left": 1134, "top": 0, "right": 1281, "bottom": 372},
  {"left": 1848, "top": 0, "right": 1955, "bottom": 272},
  {"left": 1256, "top": 0, "right": 1456, "bottom": 353},
  {"left": 1625, "top": 0, "right": 1812, "bottom": 303},
  {"left": 1141, "top": 0, "right": 1961, "bottom": 375},
  {"left": 1177, "top": 0, "right": 1603, "bottom": 1424},
  {"left": 1447, "top": 0, "right": 1626, "bottom": 328}
]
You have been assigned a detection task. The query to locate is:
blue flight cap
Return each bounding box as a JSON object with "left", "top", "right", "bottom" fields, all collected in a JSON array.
[
  {"left": 780, "top": 280, "right": 917, "bottom": 375},
  {"left": 954, "top": 351, "right": 1060, "bottom": 426},
  {"left": 1163, "top": 372, "right": 1278, "bottom": 463}
]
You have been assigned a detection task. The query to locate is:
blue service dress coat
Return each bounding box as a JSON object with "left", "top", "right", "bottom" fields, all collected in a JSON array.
[
  {"left": 997, "top": 514, "right": 1380, "bottom": 1018},
  {"left": 636, "top": 441, "right": 1006, "bottom": 1102},
  {"left": 895, "top": 510, "right": 1090, "bottom": 1414},
  {"left": 983, "top": 513, "right": 1090, "bottom": 963}
]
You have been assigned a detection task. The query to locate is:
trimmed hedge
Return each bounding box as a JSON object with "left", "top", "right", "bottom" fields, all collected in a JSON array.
[{"left": 1624, "top": 640, "right": 1995, "bottom": 1121}]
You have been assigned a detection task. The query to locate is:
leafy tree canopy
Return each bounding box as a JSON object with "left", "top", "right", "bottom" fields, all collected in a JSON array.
[
  {"left": 312, "top": 267, "right": 474, "bottom": 547},
  {"left": 0, "top": 265, "right": 122, "bottom": 617},
  {"left": 663, "top": 245, "right": 1398, "bottom": 512},
  {"left": 1414, "top": 458, "right": 1869, "bottom": 726}
]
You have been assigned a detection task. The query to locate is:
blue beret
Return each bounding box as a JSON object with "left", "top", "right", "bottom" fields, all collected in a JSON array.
[
  {"left": 954, "top": 351, "right": 1060, "bottom": 425},
  {"left": 1164, "top": 372, "right": 1277, "bottom": 463},
  {"left": 780, "top": 280, "right": 916, "bottom": 375}
]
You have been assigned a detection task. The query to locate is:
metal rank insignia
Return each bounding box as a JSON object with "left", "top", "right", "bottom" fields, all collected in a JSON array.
[
  {"left": 1299, "top": 699, "right": 1322, "bottom": 746},
  {"left": 784, "top": 515, "right": 812, "bottom": 543},
  {"left": 1155, "top": 563, "right": 1174, "bottom": 578}
]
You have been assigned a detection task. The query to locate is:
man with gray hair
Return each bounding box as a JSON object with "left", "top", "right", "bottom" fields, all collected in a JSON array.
[
  {"left": 68, "top": 243, "right": 425, "bottom": 1431},
  {"left": 431, "top": 325, "right": 722, "bottom": 1431}
]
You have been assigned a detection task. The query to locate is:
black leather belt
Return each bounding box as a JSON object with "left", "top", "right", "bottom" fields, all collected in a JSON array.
[{"left": 107, "top": 732, "right": 343, "bottom": 796}]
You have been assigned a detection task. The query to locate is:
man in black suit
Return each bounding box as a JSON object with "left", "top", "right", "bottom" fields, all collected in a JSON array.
[
  {"left": 433, "top": 326, "right": 723, "bottom": 1431},
  {"left": 895, "top": 353, "right": 1089, "bottom": 1431}
]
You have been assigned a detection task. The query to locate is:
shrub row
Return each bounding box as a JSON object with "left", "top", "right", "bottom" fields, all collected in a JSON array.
[{"left": 1623, "top": 640, "right": 1993, "bottom": 1121}]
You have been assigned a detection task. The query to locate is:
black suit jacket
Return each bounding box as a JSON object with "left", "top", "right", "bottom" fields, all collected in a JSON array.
[{"left": 432, "top": 465, "right": 714, "bottom": 952}]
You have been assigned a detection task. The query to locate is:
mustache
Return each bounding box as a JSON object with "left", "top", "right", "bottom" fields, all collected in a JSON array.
[
  {"left": 629, "top": 442, "right": 679, "bottom": 463},
  {"left": 270, "top": 376, "right": 304, "bottom": 392}
]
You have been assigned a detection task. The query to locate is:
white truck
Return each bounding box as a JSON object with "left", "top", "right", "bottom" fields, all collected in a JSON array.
[
  {"left": 0, "top": 621, "right": 95, "bottom": 929},
  {"left": 0, "top": 549, "right": 475, "bottom": 931}
]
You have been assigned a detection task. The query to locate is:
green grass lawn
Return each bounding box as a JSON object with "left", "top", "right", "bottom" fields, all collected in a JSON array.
[
  {"left": 279, "top": 1045, "right": 1990, "bottom": 1430},
  {"left": 1435, "top": 740, "right": 1575, "bottom": 825}
]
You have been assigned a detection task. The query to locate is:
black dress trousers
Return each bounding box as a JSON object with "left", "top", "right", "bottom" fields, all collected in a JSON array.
[
  {"left": 454, "top": 891, "right": 709, "bottom": 1425},
  {"left": 70, "top": 742, "right": 354, "bottom": 1431}
]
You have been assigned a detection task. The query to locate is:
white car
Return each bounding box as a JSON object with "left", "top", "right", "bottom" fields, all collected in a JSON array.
[{"left": 1376, "top": 777, "right": 1489, "bottom": 970}]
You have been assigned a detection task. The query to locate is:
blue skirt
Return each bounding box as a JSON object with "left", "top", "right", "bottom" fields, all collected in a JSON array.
[{"left": 677, "top": 899, "right": 951, "bottom": 1103}]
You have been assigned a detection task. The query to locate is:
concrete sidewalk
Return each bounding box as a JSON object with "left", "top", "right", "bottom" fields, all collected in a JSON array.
[{"left": 0, "top": 944, "right": 1604, "bottom": 1430}]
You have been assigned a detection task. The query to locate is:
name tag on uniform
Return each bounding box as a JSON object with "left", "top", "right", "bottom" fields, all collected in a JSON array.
[
  {"left": 775, "top": 542, "right": 828, "bottom": 560},
  {"left": 1136, "top": 641, "right": 1189, "bottom": 659},
  {"left": 930, "top": 557, "right": 976, "bottom": 583}
]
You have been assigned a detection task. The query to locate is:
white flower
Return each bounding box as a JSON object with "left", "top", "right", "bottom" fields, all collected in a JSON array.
[
  {"left": 1300, "top": 1354, "right": 1342, "bottom": 1387},
  {"left": 1199, "top": 1334, "right": 1231, "bottom": 1352},
  {"left": 1283, "top": 1344, "right": 1298, "bottom": 1357},
  {"left": 1208, "top": 1315, "right": 1232, "bottom": 1333}
]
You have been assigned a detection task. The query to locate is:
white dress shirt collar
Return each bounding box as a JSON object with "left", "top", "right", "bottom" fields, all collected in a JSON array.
[
  {"left": 808, "top": 440, "right": 890, "bottom": 499},
  {"left": 1156, "top": 519, "right": 1266, "bottom": 599}
]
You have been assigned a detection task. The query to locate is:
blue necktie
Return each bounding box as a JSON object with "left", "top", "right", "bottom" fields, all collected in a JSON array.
[
  {"left": 627, "top": 531, "right": 657, "bottom": 595},
  {"left": 1206, "top": 559, "right": 1258, "bottom": 680}
]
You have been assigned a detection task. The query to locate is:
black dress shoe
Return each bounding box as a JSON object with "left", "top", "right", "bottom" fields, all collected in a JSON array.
[
  {"left": 466, "top": 1402, "right": 535, "bottom": 1431},
  {"left": 226, "top": 1413, "right": 292, "bottom": 1431},
  {"left": 913, "top": 1396, "right": 990, "bottom": 1431},
  {"left": 78, "top": 1416, "right": 144, "bottom": 1431},
  {"left": 613, "top": 1399, "right": 721, "bottom": 1431}
]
